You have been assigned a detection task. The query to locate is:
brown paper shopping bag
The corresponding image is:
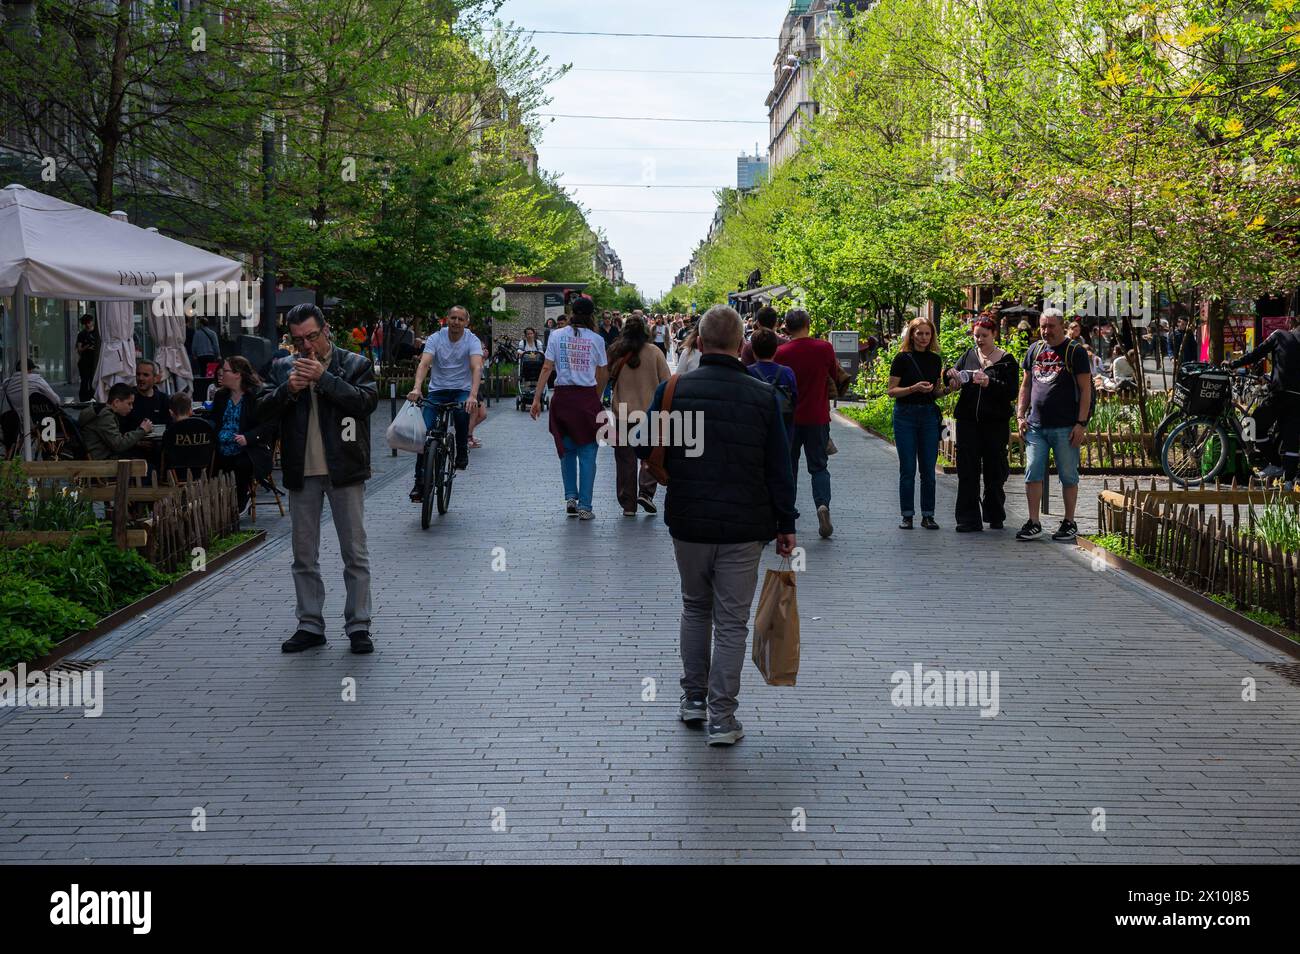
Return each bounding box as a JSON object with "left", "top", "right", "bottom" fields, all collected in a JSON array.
[{"left": 752, "top": 563, "right": 800, "bottom": 686}]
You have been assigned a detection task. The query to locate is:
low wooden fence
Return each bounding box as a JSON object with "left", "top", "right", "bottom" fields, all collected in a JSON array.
[
  {"left": 146, "top": 472, "right": 240, "bottom": 572},
  {"left": 940, "top": 425, "right": 1156, "bottom": 474},
  {"left": 1, "top": 461, "right": 239, "bottom": 572},
  {"left": 1097, "top": 479, "right": 1300, "bottom": 630},
  {"left": 2, "top": 459, "right": 148, "bottom": 548}
]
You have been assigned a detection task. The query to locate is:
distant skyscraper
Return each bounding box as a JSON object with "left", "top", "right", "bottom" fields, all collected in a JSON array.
[{"left": 737, "top": 153, "right": 769, "bottom": 191}]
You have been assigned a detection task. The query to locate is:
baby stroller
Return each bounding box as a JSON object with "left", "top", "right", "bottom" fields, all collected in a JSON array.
[{"left": 516, "top": 350, "right": 548, "bottom": 411}]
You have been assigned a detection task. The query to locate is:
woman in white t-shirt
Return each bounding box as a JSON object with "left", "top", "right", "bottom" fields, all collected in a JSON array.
[
  {"left": 518, "top": 327, "right": 543, "bottom": 355},
  {"left": 529, "top": 298, "right": 609, "bottom": 519},
  {"left": 653, "top": 319, "right": 668, "bottom": 355},
  {"left": 676, "top": 324, "right": 702, "bottom": 375}
]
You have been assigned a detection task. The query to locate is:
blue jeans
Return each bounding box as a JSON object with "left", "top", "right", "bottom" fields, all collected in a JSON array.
[
  {"left": 561, "top": 436, "right": 598, "bottom": 511},
  {"left": 1024, "top": 425, "right": 1080, "bottom": 486},
  {"left": 414, "top": 388, "right": 469, "bottom": 483},
  {"left": 893, "top": 403, "right": 940, "bottom": 518},
  {"left": 790, "top": 423, "right": 831, "bottom": 508}
]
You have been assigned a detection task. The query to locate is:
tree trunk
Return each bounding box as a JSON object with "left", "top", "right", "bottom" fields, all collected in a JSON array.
[
  {"left": 1208, "top": 298, "right": 1225, "bottom": 364},
  {"left": 1120, "top": 313, "right": 1151, "bottom": 437},
  {"left": 95, "top": 0, "right": 134, "bottom": 210}
]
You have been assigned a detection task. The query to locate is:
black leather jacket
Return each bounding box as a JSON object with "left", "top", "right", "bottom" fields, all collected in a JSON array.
[{"left": 258, "top": 347, "right": 378, "bottom": 490}]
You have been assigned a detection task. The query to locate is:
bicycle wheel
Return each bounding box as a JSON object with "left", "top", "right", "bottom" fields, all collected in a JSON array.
[
  {"left": 1151, "top": 410, "right": 1183, "bottom": 464},
  {"left": 420, "top": 441, "right": 437, "bottom": 530},
  {"left": 1161, "top": 417, "right": 1229, "bottom": 488},
  {"left": 437, "top": 434, "right": 455, "bottom": 514}
]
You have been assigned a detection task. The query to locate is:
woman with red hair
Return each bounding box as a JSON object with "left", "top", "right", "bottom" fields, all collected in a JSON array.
[{"left": 946, "top": 317, "right": 1020, "bottom": 531}]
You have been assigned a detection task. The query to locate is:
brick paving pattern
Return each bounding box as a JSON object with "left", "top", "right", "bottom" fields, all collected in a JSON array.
[{"left": 2, "top": 401, "right": 1298, "bottom": 863}]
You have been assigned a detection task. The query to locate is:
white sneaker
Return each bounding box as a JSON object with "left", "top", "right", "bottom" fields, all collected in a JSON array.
[{"left": 707, "top": 720, "right": 745, "bottom": 746}]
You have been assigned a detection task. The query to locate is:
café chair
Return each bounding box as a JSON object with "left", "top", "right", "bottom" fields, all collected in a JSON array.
[
  {"left": 160, "top": 417, "right": 216, "bottom": 484},
  {"left": 249, "top": 464, "right": 286, "bottom": 521}
]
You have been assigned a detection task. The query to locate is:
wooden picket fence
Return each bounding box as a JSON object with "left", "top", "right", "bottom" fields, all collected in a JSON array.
[
  {"left": 145, "top": 471, "right": 240, "bottom": 573},
  {"left": 1097, "top": 478, "right": 1300, "bottom": 630},
  {"left": 940, "top": 423, "right": 1156, "bottom": 473}
]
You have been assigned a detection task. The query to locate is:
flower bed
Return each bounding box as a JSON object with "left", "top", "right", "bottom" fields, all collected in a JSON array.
[
  {"left": 0, "top": 527, "right": 259, "bottom": 670},
  {"left": 1094, "top": 482, "right": 1300, "bottom": 639}
]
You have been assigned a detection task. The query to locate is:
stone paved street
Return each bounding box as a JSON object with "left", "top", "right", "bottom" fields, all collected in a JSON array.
[{"left": 2, "top": 403, "right": 1299, "bottom": 864}]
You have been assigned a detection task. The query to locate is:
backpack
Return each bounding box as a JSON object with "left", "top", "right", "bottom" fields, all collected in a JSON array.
[
  {"left": 753, "top": 363, "right": 795, "bottom": 431},
  {"left": 1028, "top": 338, "right": 1097, "bottom": 422}
]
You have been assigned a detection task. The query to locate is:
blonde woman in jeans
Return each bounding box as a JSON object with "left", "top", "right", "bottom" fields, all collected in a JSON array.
[
  {"left": 607, "top": 314, "right": 670, "bottom": 516},
  {"left": 887, "top": 317, "right": 951, "bottom": 529}
]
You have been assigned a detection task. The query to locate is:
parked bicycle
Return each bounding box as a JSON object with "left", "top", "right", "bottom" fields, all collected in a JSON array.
[
  {"left": 1159, "top": 364, "right": 1278, "bottom": 487},
  {"left": 413, "top": 396, "right": 465, "bottom": 529},
  {"left": 493, "top": 336, "right": 519, "bottom": 365},
  {"left": 1151, "top": 361, "right": 1269, "bottom": 463}
]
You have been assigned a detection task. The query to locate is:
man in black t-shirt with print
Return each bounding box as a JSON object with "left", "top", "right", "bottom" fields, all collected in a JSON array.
[{"left": 1015, "top": 307, "right": 1092, "bottom": 542}]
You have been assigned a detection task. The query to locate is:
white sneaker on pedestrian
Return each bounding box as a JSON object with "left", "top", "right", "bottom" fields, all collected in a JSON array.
[{"left": 707, "top": 719, "right": 744, "bottom": 746}]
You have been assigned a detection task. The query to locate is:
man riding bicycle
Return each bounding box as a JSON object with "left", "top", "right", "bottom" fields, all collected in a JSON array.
[
  {"left": 1228, "top": 314, "right": 1300, "bottom": 491},
  {"left": 407, "top": 305, "right": 482, "bottom": 502}
]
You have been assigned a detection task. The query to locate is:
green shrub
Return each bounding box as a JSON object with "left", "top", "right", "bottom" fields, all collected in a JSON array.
[
  {"left": 840, "top": 397, "right": 895, "bottom": 441},
  {"left": 0, "top": 577, "right": 95, "bottom": 668},
  {"left": 0, "top": 529, "right": 172, "bottom": 621},
  {"left": 90, "top": 538, "right": 172, "bottom": 603},
  {"left": 0, "top": 625, "right": 53, "bottom": 671},
  {"left": 5, "top": 541, "right": 113, "bottom": 616},
  {"left": 1253, "top": 498, "right": 1300, "bottom": 554}
]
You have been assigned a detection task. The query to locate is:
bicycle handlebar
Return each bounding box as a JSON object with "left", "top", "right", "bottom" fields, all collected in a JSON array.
[{"left": 410, "top": 396, "right": 468, "bottom": 410}]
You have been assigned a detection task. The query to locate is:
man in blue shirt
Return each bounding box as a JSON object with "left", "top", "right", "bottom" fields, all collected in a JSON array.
[{"left": 406, "top": 306, "right": 482, "bottom": 501}]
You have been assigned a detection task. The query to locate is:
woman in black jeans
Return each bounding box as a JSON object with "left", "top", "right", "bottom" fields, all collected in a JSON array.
[
  {"left": 212, "top": 356, "right": 275, "bottom": 515},
  {"left": 946, "top": 317, "right": 1019, "bottom": 532}
]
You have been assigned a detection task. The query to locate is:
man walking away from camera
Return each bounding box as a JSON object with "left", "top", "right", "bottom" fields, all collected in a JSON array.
[{"left": 639, "top": 305, "right": 797, "bottom": 746}]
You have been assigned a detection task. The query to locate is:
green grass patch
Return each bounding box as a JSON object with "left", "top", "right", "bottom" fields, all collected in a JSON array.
[
  {"left": 839, "top": 398, "right": 894, "bottom": 441},
  {"left": 0, "top": 527, "right": 263, "bottom": 669}
]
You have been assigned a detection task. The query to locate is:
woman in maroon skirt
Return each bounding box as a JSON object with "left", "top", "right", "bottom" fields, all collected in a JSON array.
[{"left": 529, "top": 296, "right": 609, "bottom": 519}]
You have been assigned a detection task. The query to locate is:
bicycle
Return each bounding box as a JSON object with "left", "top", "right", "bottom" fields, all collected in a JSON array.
[
  {"left": 1159, "top": 365, "right": 1277, "bottom": 487},
  {"left": 412, "top": 397, "right": 465, "bottom": 529},
  {"left": 1151, "top": 362, "right": 1269, "bottom": 463}
]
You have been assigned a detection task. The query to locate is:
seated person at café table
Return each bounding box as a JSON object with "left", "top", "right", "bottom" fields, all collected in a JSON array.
[
  {"left": 211, "top": 356, "right": 275, "bottom": 515},
  {"left": 1, "top": 358, "right": 62, "bottom": 417},
  {"left": 160, "top": 392, "right": 215, "bottom": 481},
  {"left": 79, "top": 383, "right": 153, "bottom": 460},
  {"left": 118, "top": 360, "right": 171, "bottom": 432}
]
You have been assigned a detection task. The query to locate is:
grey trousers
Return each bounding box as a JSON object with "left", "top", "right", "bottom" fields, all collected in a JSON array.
[
  {"left": 673, "top": 538, "right": 764, "bottom": 724},
  {"left": 289, "top": 476, "right": 371, "bottom": 637}
]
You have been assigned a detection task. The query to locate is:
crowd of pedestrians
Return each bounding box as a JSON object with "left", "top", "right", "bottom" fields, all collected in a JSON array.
[{"left": 20, "top": 291, "right": 1289, "bottom": 753}]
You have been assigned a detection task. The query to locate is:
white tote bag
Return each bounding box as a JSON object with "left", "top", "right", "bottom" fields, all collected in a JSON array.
[{"left": 385, "top": 401, "right": 427, "bottom": 453}]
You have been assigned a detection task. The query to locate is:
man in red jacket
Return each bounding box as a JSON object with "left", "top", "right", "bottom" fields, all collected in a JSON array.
[{"left": 775, "top": 309, "right": 846, "bottom": 539}]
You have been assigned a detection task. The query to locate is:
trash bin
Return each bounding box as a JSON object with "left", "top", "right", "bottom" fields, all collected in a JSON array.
[{"left": 829, "top": 331, "right": 860, "bottom": 402}]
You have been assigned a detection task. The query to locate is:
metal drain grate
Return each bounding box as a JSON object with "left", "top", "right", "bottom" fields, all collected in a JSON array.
[
  {"left": 1261, "top": 663, "right": 1300, "bottom": 688},
  {"left": 47, "top": 659, "right": 105, "bottom": 674}
]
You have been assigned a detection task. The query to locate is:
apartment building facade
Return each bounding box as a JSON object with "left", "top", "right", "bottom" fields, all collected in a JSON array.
[{"left": 767, "top": 1, "right": 874, "bottom": 169}]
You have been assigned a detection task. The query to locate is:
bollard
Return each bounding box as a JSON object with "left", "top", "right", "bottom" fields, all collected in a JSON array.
[{"left": 389, "top": 381, "right": 397, "bottom": 457}]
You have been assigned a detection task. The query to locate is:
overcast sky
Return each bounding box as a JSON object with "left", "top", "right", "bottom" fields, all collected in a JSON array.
[{"left": 497, "top": 0, "right": 791, "bottom": 299}]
